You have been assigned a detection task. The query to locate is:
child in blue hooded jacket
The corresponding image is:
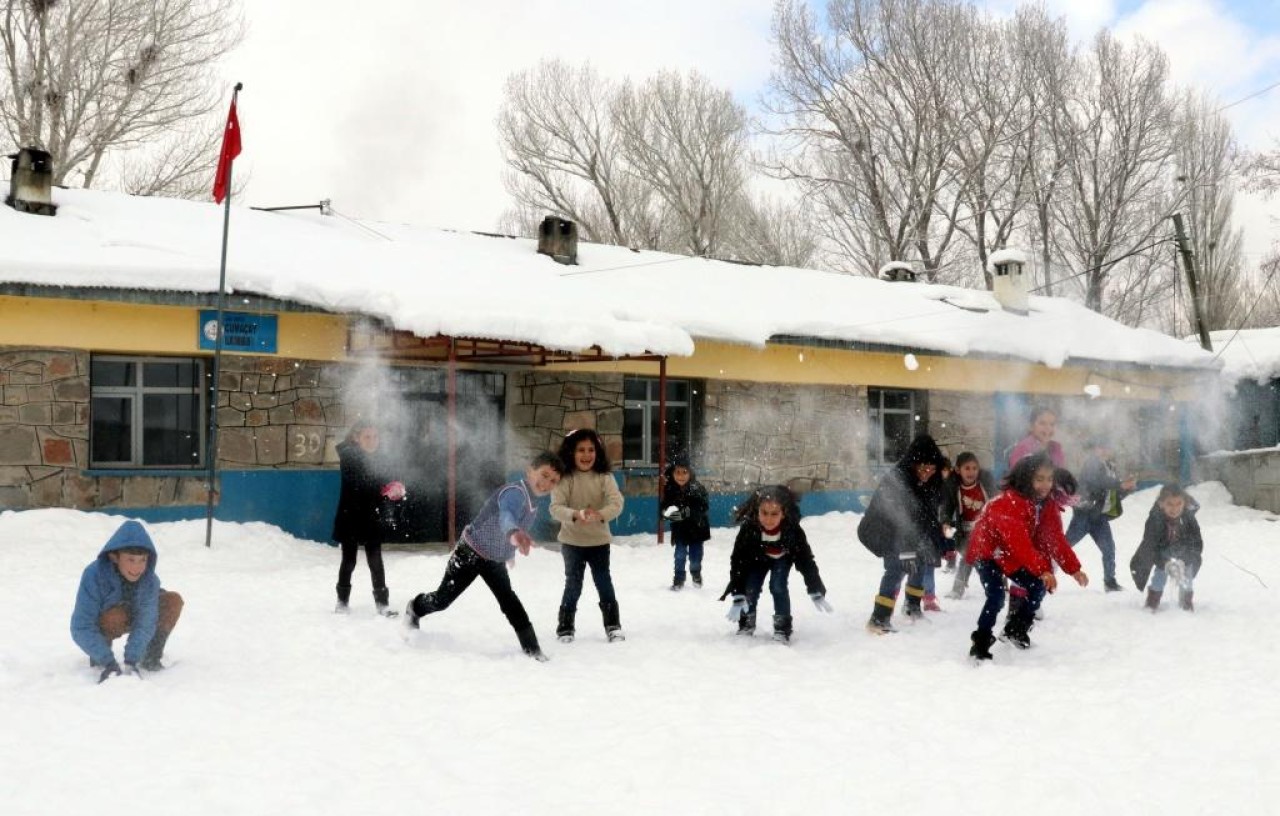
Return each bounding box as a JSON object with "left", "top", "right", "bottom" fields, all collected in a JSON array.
[{"left": 70, "top": 520, "right": 184, "bottom": 682}]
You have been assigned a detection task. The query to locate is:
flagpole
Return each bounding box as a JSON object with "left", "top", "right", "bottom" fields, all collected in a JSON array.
[{"left": 205, "top": 81, "right": 242, "bottom": 549}]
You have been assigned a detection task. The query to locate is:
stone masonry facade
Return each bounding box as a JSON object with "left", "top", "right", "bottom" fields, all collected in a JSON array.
[{"left": 0, "top": 348, "right": 356, "bottom": 510}]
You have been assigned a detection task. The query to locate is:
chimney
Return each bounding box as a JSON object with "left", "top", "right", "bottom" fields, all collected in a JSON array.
[
  {"left": 6, "top": 147, "right": 57, "bottom": 217},
  {"left": 537, "top": 215, "right": 578, "bottom": 265},
  {"left": 878, "top": 261, "right": 916, "bottom": 283},
  {"left": 988, "top": 248, "right": 1029, "bottom": 314}
]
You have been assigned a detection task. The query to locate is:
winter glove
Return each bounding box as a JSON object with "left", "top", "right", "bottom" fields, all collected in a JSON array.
[
  {"left": 662, "top": 505, "right": 688, "bottom": 521},
  {"left": 97, "top": 659, "right": 122, "bottom": 684},
  {"left": 810, "top": 592, "right": 834, "bottom": 613},
  {"left": 725, "top": 594, "right": 749, "bottom": 622},
  {"left": 381, "top": 481, "right": 407, "bottom": 501}
]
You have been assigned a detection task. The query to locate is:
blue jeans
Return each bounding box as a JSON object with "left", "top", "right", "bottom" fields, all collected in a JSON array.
[
  {"left": 560, "top": 544, "right": 617, "bottom": 610},
  {"left": 878, "top": 554, "right": 924, "bottom": 602},
  {"left": 673, "top": 541, "right": 704, "bottom": 579},
  {"left": 1067, "top": 511, "right": 1117, "bottom": 583},
  {"left": 743, "top": 558, "right": 794, "bottom": 617},
  {"left": 1150, "top": 563, "right": 1197, "bottom": 592},
  {"left": 922, "top": 565, "right": 936, "bottom": 595},
  {"left": 975, "top": 562, "right": 1046, "bottom": 634}
]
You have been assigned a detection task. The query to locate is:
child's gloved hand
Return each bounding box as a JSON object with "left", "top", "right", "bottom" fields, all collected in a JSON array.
[
  {"left": 97, "top": 659, "right": 122, "bottom": 684},
  {"left": 381, "top": 481, "right": 407, "bottom": 501},
  {"left": 725, "top": 594, "right": 749, "bottom": 621},
  {"left": 662, "top": 505, "right": 686, "bottom": 521},
  {"left": 810, "top": 592, "right": 834, "bottom": 613}
]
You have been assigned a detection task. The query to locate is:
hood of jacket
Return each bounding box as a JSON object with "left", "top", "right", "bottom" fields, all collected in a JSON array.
[{"left": 97, "top": 519, "right": 158, "bottom": 576}]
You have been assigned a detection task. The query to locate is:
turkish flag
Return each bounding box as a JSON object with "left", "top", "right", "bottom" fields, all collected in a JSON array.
[{"left": 212, "top": 98, "right": 241, "bottom": 204}]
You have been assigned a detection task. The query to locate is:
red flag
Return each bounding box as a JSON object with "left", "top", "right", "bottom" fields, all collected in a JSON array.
[{"left": 213, "top": 98, "right": 241, "bottom": 204}]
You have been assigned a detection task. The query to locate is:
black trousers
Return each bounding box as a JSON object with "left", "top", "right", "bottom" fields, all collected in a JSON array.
[
  {"left": 415, "top": 544, "right": 532, "bottom": 632},
  {"left": 338, "top": 541, "right": 386, "bottom": 592}
]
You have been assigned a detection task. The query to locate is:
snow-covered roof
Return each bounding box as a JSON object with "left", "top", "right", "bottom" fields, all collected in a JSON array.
[
  {"left": 0, "top": 187, "right": 1218, "bottom": 371},
  {"left": 1203, "top": 327, "right": 1280, "bottom": 385}
]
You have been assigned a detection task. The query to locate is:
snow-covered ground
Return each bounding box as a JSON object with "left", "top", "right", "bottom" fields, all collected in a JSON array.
[{"left": 3, "top": 482, "right": 1277, "bottom": 815}]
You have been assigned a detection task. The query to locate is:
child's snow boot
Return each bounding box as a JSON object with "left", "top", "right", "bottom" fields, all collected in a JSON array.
[
  {"left": 671, "top": 573, "right": 685, "bottom": 591},
  {"left": 1104, "top": 578, "right": 1124, "bottom": 592},
  {"left": 373, "top": 587, "right": 398, "bottom": 617},
  {"left": 1178, "top": 589, "right": 1194, "bottom": 612},
  {"left": 404, "top": 595, "right": 425, "bottom": 630},
  {"left": 969, "top": 629, "right": 995, "bottom": 661},
  {"left": 556, "top": 606, "right": 576, "bottom": 643},
  {"left": 772, "top": 614, "right": 793, "bottom": 644},
  {"left": 335, "top": 582, "right": 352, "bottom": 614},
  {"left": 141, "top": 630, "right": 171, "bottom": 671},
  {"left": 738, "top": 610, "right": 757, "bottom": 636},
  {"left": 866, "top": 596, "right": 896, "bottom": 635},
  {"left": 923, "top": 593, "right": 942, "bottom": 612},
  {"left": 1145, "top": 589, "right": 1162, "bottom": 611},
  {"left": 516, "top": 625, "right": 550, "bottom": 662},
  {"left": 904, "top": 588, "right": 925, "bottom": 620},
  {"left": 691, "top": 569, "right": 703, "bottom": 588},
  {"left": 600, "top": 600, "right": 625, "bottom": 642},
  {"left": 1000, "top": 617, "right": 1031, "bottom": 649}
]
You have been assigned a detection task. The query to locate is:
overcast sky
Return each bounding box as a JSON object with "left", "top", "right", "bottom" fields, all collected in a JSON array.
[{"left": 218, "top": 0, "right": 1280, "bottom": 263}]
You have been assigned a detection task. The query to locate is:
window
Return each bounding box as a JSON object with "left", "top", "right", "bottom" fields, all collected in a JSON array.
[
  {"left": 90, "top": 356, "right": 207, "bottom": 468},
  {"left": 867, "top": 388, "right": 926, "bottom": 468},
  {"left": 623, "top": 377, "right": 693, "bottom": 467}
]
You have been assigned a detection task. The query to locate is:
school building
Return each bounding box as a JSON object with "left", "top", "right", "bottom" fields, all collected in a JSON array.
[{"left": 0, "top": 166, "right": 1220, "bottom": 542}]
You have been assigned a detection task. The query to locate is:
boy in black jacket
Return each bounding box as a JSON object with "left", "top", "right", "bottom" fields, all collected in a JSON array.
[
  {"left": 721, "top": 485, "right": 830, "bottom": 643},
  {"left": 1130, "top": 483, "right": 1203, "bottom": 611},
  {"left": 1068, "top": 437, "right": 1136, "bottom": 591},
  {"left": 662, "top": 456, "right": 711, "bottom": 590}
]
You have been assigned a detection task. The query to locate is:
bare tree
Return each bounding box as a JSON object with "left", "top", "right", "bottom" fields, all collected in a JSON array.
[
  {"left": 723, "top": 194, "right": 819, "bottom": 267},
  {"left": 0, "top": 0, "right": 243, "bottom": 197},
  {"left": 1051, "top": 31, "right": 1179, "bottom": 312},
  {"left": 613, "top": 70, "right": 750, "bottom": 257}
]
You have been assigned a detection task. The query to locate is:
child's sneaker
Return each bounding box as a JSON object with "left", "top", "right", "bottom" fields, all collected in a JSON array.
[
  {"left": 334, "top": 601, "right": 350, "bottom": 614},
  {"left": 923, "top": 594, "right": 942, "bottom": 612},
  {"left": 865, "top": 618, "right": 895, "bottom": 635}
]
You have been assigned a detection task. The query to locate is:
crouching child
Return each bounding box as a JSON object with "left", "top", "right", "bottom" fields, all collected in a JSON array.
[
  {"left": 71, "top": 520, "right": 184, "bottom": 682},
  {"left": 1130, "top": 483, "right": 1203, "bottom": 612},
  {"left": 965, "top": 453, "right": 1088, "bottom": 659}
]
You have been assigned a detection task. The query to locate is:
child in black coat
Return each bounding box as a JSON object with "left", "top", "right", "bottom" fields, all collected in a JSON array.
[
  {"left": 720, "top": 485, "right": 831, "bottom": 643},
  {"left": 1130, "top": 483, "right": 1204, "bottom": 612},
  {"left": 662, "top": 456, "right": 711, "bottom": 590}
]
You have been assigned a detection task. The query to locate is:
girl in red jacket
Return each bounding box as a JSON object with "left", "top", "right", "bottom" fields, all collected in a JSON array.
[{"left": 966, "top": 452, "right": 1089, "bottom": 660}]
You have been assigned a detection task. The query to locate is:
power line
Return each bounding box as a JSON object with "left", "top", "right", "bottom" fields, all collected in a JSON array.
[{"left": 1216, "top": 78, "right": 1280, "bottom": 113}]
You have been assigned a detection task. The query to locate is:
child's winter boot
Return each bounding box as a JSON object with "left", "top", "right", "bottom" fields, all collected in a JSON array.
[
  {"left": 556, "top": 606, "right": 576, "bottom": 643},
  {"left": 1000, "top": 616, "right": 1031, "bottom": 649},
  {"left": 866, "top": 596, "right": 896, "bottom": 635},
  {"left": 600, "top": 600, "right": 625, "bottom": 642},
  {"left": 923, "top": 593, "right": 942, "bottom": 612},
  {"left": 691, "top": 569, "right": 703, "bottom": 588},
  {"left": 1144, "top": 589, "right": 1162, "bottom": 612},
  {"left": 516, "top": 625, "right": 550, "bottom": 662},
  {"left": 141, "top": 630, "right": 171, "bottom": 671},
  {"left": 772, "top": 614, "right": 793, "bottom": 644},
  {"left": 1178, "top": 589, "right": 1194, "bottom": 612},
  {"left": 404, "top": 595, "right": 426, "bottom": 630},
  {"left": 738, "top": 610, "right": 757, "bottom": 636},
  {"left": 969, "top": 629, "right": 995, "bottom": 661},
  {"left": 671, "top": 573, "right": 685, "bottom": 591},
  {"left": 373, "top": 587, "right": 398, "bottom": 617},
  {"left": 335, "top": 582, "right": 352, "bottom": 614},
  {"left": 904, "top": 586, "right": 925, "bottom": 620}
]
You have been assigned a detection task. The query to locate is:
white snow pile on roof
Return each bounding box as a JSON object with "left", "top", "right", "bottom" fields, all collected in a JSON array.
[
  {"left": 0, "top": 187, "right": 1217, "bottom": 370},
  {"left": 1204, "top": 327, "right": 1280, "bottom": 384}
]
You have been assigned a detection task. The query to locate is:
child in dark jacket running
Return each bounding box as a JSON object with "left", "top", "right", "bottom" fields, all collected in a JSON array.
[
  {"left": 662, "top": 456, "right": 711, "bottom": 590},
  {"left": 965, "top": 452, "right": 1089, "bottom": 659},
  {"left": 858, "top": 434, "right": 948, "bottom": 634},
  {"left": 1130, "top": 483, "right": 1204, "bottom": 612},
  {"left": 405, "top": 452, "right": 566, "bottom": 661},
  {"left": 943, "top": 452, "right": 995, "bottom": 600},
  {"left": 1068, "top": 437, "right": 1137, "bottom": 591},
  {"left": 721, "top": 485, "right": 831, "bottom": 643}
]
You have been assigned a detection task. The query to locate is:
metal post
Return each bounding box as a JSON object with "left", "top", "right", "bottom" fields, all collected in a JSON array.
[
  {"left": 1171, "top": 212, "right": 1213, "bottom": 352},
  {"left": 447, "top": 338, "right": 458, "bottom": 546},
  {"left": 657, "top": 356, "right": 667, "bottom": 544},
  {"left": 204, "top": 82, "right": 242, "bottom": 548}
]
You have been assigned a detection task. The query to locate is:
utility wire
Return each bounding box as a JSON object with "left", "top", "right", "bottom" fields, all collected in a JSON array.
[{"left": 1216, "top": 78, "right": 1280, "bottom": 113}]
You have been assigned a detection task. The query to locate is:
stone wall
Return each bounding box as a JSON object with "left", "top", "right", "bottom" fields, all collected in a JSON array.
[
  {"left": 1195, "top": 449, "right": 1280, "bottom": 513},
  {"left": 700, "top": 380, "right": 866, "bottom": 492},
  {"left": 0, "top": 348, "right": 354, "bottom": 510},
  {"left": 929, "top": 390, "right": 998, "bottom": 469},
  {"left": 505, "top": 371, "right": 625, "bottom": 469}
]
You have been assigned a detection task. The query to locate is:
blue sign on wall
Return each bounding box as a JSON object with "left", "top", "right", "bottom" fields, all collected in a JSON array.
[{"left": 198, "top": 310, "right": 278, "bottom": 353}]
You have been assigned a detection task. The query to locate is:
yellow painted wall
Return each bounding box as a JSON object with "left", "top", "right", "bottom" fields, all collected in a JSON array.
[
  {"left": 0, "top": 296, "right": 349, "bottom": 361},
  {"left": 550, "top": 339, "right": 1213, "bottom": 402}
]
